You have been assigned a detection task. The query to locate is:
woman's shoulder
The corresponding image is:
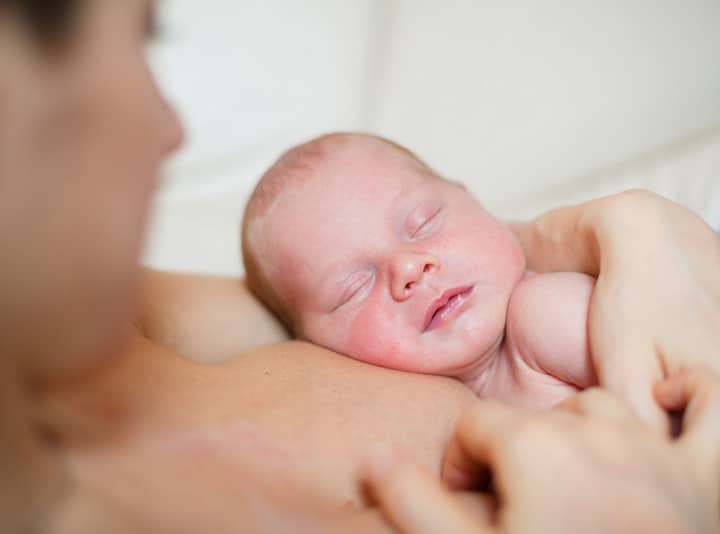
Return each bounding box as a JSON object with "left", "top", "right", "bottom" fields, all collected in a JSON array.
[{"left": 42, "top": 335, "right": 474, "bottom": 509}]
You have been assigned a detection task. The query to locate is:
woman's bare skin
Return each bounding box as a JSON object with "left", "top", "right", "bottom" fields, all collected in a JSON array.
[{"left": 40, "top": 335, "right": 474, "bottom": 533}]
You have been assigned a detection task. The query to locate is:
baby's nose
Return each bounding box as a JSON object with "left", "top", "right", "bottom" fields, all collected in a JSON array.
[{"left": 390, "top": 253, "right": 439, "bottom": 301}]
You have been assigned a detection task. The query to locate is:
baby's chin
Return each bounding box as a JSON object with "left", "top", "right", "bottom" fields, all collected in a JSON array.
[{"left": 423, "top": 326, "right": 506, "bottom": 377}]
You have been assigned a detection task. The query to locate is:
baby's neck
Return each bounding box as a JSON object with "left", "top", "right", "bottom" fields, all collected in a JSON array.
[
  {"left": 454, "top": 333, "right": 505, "bottom": 395},
  {"left": 459, "top": 270, "right": 534, "bottom": 396}
]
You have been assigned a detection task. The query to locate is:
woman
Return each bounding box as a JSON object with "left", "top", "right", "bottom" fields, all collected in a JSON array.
[{"left": 1, "top": 1, "right": 719, "bottom": 532}]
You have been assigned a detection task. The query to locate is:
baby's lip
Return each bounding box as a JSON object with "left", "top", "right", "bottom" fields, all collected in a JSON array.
[{"left": 422, "top": 285, "right": 475, "bottom": 332}]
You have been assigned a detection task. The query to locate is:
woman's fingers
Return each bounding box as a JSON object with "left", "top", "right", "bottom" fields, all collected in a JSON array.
[
  {"left": 363, "top": 451, "right": 494, "bottom": 534},
  {"left": 555, "top": 387, "right": 637, "bottom": 425},
  {"left": 441, "top": 401, "right": 516, "bottom": 491},
  {"left": 654, "top": 370, "right": 720, "bottom": 474},
  {"left": 588, "top": 324, "right": 669, "bottom": 432},
  {"left": 454, "top": 492, "right": 498, "bottom": 526}
]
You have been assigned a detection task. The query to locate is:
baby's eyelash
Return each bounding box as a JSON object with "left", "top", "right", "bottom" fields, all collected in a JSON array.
[
  {"left": 408, "top": 206, "right": 443, "bottom": 238},
  {"left": 334, "top": 273, "right": 373, "bottom": 310}
]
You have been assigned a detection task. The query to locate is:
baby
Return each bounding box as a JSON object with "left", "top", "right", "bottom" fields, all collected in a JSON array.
[{"left": 242, "top": 133, "right": 598, "bottom": 409}]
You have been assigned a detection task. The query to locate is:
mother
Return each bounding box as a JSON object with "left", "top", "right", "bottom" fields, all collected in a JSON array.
[{"left": 1, "top": 1, "right": 719, "bottom": 532}]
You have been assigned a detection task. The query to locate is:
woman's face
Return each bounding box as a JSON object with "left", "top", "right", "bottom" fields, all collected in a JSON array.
[{"left": 0, "top": 0, "right": 183, "bottom": 376}]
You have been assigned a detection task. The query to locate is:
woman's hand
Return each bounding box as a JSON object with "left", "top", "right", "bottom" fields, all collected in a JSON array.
[
  {"left": 364, "top": 369, "right": 720, "bottom": 534},
  {"left": 512, "top": 190, "right": 720, "bottom": 430}
]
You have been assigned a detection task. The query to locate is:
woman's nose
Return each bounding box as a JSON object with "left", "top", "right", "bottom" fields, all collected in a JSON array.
[{"left": 390, "top": 253, "right": 439, "bottom": 301}]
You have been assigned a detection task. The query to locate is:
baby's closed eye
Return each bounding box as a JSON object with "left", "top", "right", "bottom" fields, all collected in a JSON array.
[
  {"left": 405, "top": 203, "right": 444, "bottom": 240},
  {"left": 333, "top": 271, "right": 374, "bottom": 311}
]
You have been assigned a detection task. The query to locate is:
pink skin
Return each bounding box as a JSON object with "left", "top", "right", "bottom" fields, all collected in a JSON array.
[{"left": 258, "top": 141, "right": 526, "bottom": 379}]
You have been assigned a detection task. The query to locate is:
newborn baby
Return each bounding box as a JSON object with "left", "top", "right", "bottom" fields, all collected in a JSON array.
[{"left": 242, "top": 133, "right": 598, "bottom": 408}]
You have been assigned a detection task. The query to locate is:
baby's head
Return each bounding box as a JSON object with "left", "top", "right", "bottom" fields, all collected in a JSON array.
[{"left": 242, "top": 133, "right": 525, "bottom": 377}]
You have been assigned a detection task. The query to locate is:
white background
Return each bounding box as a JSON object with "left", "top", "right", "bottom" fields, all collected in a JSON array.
[{"left": 145, "top": 1, "right": 720, "bottom": 275}]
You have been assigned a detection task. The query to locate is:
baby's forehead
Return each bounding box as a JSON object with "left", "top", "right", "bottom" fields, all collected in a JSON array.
[
  {"left": 313, "top": 146, "right": 433, "bottom": 192},
  {"left": 253, "top": 136, "right": 455, "bottom": 246}
]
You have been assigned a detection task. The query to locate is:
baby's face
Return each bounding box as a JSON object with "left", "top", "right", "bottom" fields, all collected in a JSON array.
[{"left": 257, "top": 147, "right": 525, "bottom": 376}]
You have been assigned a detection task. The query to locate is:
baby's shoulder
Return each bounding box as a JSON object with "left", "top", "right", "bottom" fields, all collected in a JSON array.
[
  {"left": 507, "top": 271, "right": 595, "bottom": 329},
  {"left": 503, "top": 271, "right": 597, "bottom": 388}
]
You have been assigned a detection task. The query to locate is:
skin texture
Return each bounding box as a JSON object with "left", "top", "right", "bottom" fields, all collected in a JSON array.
[
  {"left": 43, "top": 338, "right": 474, "bottom": 533},
  {"left": 2, "top": 2, "right": 720, "bottom": 532}
]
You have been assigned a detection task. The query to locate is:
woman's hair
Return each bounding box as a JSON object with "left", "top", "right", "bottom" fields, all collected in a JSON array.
[{"left": 1, "top": 0, "right": 83, "bottom": 44}]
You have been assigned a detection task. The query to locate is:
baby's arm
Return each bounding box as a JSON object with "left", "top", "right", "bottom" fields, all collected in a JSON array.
[{"left": 505, "top": 271, "right": 597, "bottom": 389}]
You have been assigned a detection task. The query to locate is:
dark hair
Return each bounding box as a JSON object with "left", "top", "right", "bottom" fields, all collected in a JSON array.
[{"left": 2, "top": 0, "right": 82, "bottom": 44}]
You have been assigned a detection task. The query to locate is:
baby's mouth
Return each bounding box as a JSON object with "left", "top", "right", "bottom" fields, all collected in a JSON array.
[{"left": 423, "top": 285, "right": 475, "bottom": 332}]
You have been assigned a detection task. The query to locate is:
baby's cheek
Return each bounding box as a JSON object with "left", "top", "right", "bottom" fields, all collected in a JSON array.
[{"left": 344, "top": 307, "right": 412, "bottom": 371}]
